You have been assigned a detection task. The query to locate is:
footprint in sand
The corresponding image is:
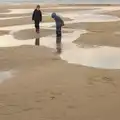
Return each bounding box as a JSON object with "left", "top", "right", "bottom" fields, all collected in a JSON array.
[
  {"left": 67, "top": 105, "right": 76, "bottom": 109},
  {"left": 88, "top": 76, "right": 116, "bottom": 86}
]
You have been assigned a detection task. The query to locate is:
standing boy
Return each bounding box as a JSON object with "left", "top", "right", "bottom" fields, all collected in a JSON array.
[
  {"left": 51, "top": 13, "right": 64, "bottom": 42},
  {"left": 32, "top": 5, "right": 42, "bottom": 33}
]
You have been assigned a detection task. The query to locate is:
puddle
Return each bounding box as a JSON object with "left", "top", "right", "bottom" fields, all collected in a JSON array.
[
  {"left": 0, "top": 7, "right": 120, "bottom": 69},
  {"left": 0, "top": 16, "right": 30, "bottom": 20},
  {"left": 0, "top": 35, "right": 34, "bottom": 47},
  {"left": 40, "top": 30, "right": 120, "bottom": 69},
  {"left": 0, "top": 9, "right": 33, "bottom": 15},
  {"left": 0, "top": 70, "right": 14, "bottom": 84},
  {"left": 1, "top": 29, "right": 120, "bottom": 69},
  {"left": 0, "top": 7, "right": 87, "bottom": 15},
  {"left": 59, "top": 12, "right": 120, "bottom": 22},
  {"left": 61, "top": 45, "right": 120, "bottom": 69}
]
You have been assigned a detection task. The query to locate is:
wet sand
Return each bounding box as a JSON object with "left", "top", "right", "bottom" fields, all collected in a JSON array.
[
  {"left": 65, "top": 10, "right": 120, "bottom": 47},
  {"left": 0, "top": 30, "right": 9, "bottom": 36},
  {"left": 75, "top": 30, "right": 120, "bottom": 47},
  {"left": 0, "top": 16, "right": 70, "bottom": 27},
  {"left": 0, "top": 9, "right": 10, "bottom": 13},
  {"left": 106, "top": 10, "right": 120, "bottom": 17},
  {"left": 0, "top": 13, "right": 31, "bottom": 18},
  {"left": 0, "top": 46, "right": 120, "bottom": 120},
  {"left": 13, "top": 29, "right": 55, "bottom": 40},
  {"left": 0, "top": 4, "right": 120, "bottom": 120},
  {"left": 0, "top": 17, "right": 32, "bottom": 27},
  {"left": 13, "top": 29, "right": 70, "bottom": 40}
]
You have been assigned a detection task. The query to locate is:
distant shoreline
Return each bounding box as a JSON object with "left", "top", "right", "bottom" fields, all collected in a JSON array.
[
  {"left": 0, "top": 0, "right": 120, "bottom": 5},
  {"left": 0, "top": 2, "right": 120, "bottom": 6}
]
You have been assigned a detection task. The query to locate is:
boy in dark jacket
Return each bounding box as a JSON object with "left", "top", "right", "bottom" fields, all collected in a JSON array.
[
  {"left": 51, "top": 13, "right": 64, "bottom": 39},
  {"left": 32, "top": 5, "right": 42, "bottom": 33}
]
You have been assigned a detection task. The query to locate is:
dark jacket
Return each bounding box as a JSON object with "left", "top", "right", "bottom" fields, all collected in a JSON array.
[
  {"left": 52, "top": 14, "right": 64, "bottom": 28},
  {"left": 32, "top": 9, "right": 42, "bottom": 22}
]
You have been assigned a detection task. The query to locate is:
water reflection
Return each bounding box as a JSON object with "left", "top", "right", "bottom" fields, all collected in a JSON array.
[
  {"left": 56, "top": 36, "right": 62, "bottom": 54},
  {"left": 35, "top": 38, "right": 40, "bottom": 46}
]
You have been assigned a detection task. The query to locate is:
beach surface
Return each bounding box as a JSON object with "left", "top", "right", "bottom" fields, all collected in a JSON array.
[{"left": 0, "top": 4, "right": 120, "bottom": 120}]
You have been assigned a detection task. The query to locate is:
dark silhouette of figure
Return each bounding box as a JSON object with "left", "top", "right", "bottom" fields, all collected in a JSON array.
[
  {"left": 32, "top": 5, "right": 42, "bottom": 33},
  {"left": 51, "top": 13, "right": 64, "bottom": 38}
]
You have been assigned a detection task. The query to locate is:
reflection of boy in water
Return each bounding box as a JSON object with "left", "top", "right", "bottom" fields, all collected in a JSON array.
[
  {"left": 35, "top": 38, "right": 40, "bottom": 46},
  {"left": 51, "top": 13, "right": 64, "bottom": 38}
]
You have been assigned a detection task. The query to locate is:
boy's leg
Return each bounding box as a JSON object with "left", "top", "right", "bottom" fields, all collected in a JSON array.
[
  {"left": 35, "top": 21, "right": 37, "bottom": 30},
  {"left": 56, "top": 26, "right": 62, "bottom": 44},
  {"left": 35, "top": 21, "right": 40, "bottom": 33},
  {"left": 37, "top": 22, "right": 40, "bottom": 32},
  {"left": 56, "top": 26, "right": 62, "bottom": 38}
]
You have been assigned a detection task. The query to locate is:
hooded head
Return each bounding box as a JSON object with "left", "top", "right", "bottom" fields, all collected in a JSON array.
[{"left": 51, "top": 13, "right": 56, "bottom": 18}]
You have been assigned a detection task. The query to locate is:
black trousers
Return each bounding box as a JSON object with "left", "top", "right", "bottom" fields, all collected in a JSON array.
[
  {"left": 35, "top": 20, "right": 40, "bottom": 30},
  {"left": 56, "top": 26, "right": 62, "bottom": 37}
]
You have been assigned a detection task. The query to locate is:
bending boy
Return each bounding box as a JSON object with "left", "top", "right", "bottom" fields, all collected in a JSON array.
[{"left": 51, "top": 13, "right": 64, "bottom": 38}]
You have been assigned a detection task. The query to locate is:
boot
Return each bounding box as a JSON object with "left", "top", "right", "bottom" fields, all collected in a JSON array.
[{"left": 36, "top": 29, "right": 39, "bottom": 33}]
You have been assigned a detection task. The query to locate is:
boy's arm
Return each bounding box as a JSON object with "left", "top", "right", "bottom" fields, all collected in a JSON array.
[
  {"left": 40, "top": 10, "right": 42, "bottom": 22},
  {"left": 62, "top": 19, "right": 64, "bottom": 26},
  {"left": 61, "top": 18, "right": 64, "bottom": 26},
  {"left": 32, "top": 10, "right": 35, "bottom": 21}
]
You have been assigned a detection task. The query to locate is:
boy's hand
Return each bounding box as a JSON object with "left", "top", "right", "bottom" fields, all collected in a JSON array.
[{"left": 62, "top": 24, "right": 65, "bottom": 28}]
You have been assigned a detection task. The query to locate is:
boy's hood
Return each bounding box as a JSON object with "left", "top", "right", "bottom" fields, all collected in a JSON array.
[{"left": 51, "top": 13, "right": 57, "bottom": 18}]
